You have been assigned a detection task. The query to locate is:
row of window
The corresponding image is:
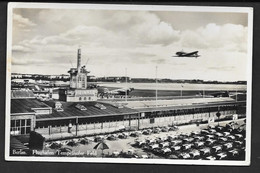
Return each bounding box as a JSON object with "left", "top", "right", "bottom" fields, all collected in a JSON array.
[{"left": 10, "top": 119, "right": 31, "bottom": 135}]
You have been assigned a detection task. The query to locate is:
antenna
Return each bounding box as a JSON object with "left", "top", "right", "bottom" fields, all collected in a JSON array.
[
  {"left": 69, "top": 60, "right": 73, "bottom": 67},
  {"left": 85, "top": 58, "right": 90, "bottom": 66}
]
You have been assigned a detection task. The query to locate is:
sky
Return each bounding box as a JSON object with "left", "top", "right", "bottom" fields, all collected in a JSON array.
[{"left": 11, "top": 6, "right": 250, "bottom": 81}]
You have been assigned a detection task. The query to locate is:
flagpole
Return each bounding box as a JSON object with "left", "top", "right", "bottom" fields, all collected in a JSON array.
[
  {"left": 125, "top": 68, "right": 127, "bottom": 102},
  {"left": 156, "top": 66, "right": 158, "bottom": 107}
]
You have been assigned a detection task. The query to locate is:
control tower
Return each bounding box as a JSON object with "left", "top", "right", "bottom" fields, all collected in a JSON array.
[
  {"left": 59, "top": 48, "right": 98, "bottom": 102},
  {"left": 68, "top": 48, "right": 88, "bottom": 89}
]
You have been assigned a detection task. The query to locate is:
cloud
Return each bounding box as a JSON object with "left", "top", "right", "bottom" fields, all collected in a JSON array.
[
  {"left": 13, "top": 13, "right": 36, "bottom": 28},
  {"left": 180, "top": 23, "right": 248, "bottom": 52}
]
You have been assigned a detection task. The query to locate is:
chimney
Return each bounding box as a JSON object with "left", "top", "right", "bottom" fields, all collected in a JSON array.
[{"left": 77, "top": 48, "right": 81, "bottom": 70}]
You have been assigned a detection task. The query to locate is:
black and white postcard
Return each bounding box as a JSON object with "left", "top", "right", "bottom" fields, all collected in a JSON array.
[{"left": 5, "top": 2, "right": 253, "bottom": 165}]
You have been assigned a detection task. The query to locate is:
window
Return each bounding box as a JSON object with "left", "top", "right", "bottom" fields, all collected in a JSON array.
[
  {"left": 79, "top": 97, "right": 82, "bottom": 101},
  {"left": 10, "top": 119, "right": 31, "bottom": 135}
]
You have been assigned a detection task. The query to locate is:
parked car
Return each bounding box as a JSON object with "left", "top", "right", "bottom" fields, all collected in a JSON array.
[
  {"left": 118, "top": 133, "right": 128, "bottom": 139},
  {"left": 94, "top": 136, "right": 104, "bottom": 142},
  {"left": 106, "top": 134, "right": 118, "bottom": 141},
  {"left": 228, "top": 149, "right": 240, "bottom": 158},
  {"left": 178, "top": 152, "right": 191, "bottom": 159},
  {"left": 211, "top": 145, "right": 223, "bottom": 153},
  {"left": 227, "top": 135, "right": 236, "bottom": 140},
  {"left": 130, "top": 131, "right": 142, "bottom": 137},
  {"left": 171, "top": 145, "right": 181, "bottom": 151},
  {"left": 205, "top": 156, "right": 216, "bottom": 160},
  {"left": 194, "top": 141, "right": 205, "bottom": 148},
  {"left": 205, "top": 139, "right": 216, "bottom": 146},
  {"left": 183, "top": 137, "right": 194, "bottom": 143},
  {"left": 215, "top": 126, "right": 225, "bottom": 132},
  {"left": 205, "top": 134, "right": 215, "bottom": 139},
  {"left": 161, "top": 126, "right": 169, "bottom": 132},
  {"left": 134, "top": 140, "right": 146, "bottom": 147},
  {"left": 234, "top": 134, "right": 244, "bottom": 140},
  {"left": 201, "top": 129, "right": 210, "bottom": 135},
  {"left": 216, "top": 152, "right": 228, "bottom": 160},
  {"left": 219, "top": 137, "right": 228, "bottom": 143},
  {"left": 142, "top": 129, "right": 152, "bottom": 135},
  {"left": 153, "top": 127, "right": 161, "bottom": 134},
  {"left": 159, "top": 142, "right": 170, "bottom": 148},
  {"left": 191, "top": 131, "right": 200, "bottom": 136},
  {"left": 181, "top": 144, "right": 193, "bottom": 150},
  {"left": 171, "top": 140, "right": 182, "bottom": 146},
  {"left": 194, "top": 136, "right": 205, "bottom": 141},
  {"left": 169, "top": 125, "right": 179, "bottom": 131},
  {"left": 161, "top": 147, "right": 172, "bottom": 155},
  {"left": 234, "top": 141, "right": 244, "bottom": 147},
  {"left": 200, "top": 148, "right": 211, "bottom": 156},
  {"left": 223, "top": 142, "right": 233, "bottom": 150},
  {"left": 189, "top": 150, "right": 200, "bottom": 159},
  {"left": 209, "top": 129, "right": 217, "bottom": 134},
  {"left": 215, "top": 132, "right": 224, "bottom": 138}
]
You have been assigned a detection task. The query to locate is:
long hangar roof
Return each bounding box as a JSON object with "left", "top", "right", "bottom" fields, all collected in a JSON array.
[
  {"left": 11, "top": 97, "right": 242, "bottom": 121},
  {"left": 11, "top": 99, "right": 139, "bottom": 120}
]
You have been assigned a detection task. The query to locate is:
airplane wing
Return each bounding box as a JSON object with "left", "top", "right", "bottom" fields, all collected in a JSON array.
[{"left": 184, "top": 51, "right": 199, "bottom": 57}]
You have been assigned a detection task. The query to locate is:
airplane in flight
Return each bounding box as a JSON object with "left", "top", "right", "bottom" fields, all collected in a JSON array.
[
  {"left": 173, "top": 50, "right": 200, "bottom": 58},
  {"left": 98, "top": 87, "right": 134, "bottom": 95}
]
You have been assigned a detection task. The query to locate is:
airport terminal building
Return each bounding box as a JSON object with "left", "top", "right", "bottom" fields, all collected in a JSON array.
[{"left": 9, "top": 49, "right": 246, "bottom": 140}]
